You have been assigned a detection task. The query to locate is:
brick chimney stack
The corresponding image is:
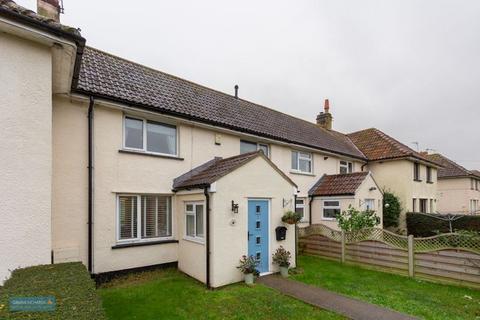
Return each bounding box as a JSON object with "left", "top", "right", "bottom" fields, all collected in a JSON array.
[
  {"left": 37, "top": 0, "right": 61, "bottom": 22},
  {"left": 316, "top": 99, "right": 333, "bottom": 130}
]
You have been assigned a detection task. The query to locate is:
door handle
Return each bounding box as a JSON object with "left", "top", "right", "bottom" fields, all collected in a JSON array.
[{"left": 248, "top": 232, "right": 251, "bottom": 240}]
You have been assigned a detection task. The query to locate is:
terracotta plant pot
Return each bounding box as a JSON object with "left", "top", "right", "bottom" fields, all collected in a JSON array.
[
  {"left": 244, "top": 273, "right": 254, "bottom": 285},
  {"left": 280, "top": 266, "right": 289, "bottom": 278}
]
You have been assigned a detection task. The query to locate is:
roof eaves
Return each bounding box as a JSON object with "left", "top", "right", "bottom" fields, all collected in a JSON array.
[
  {"left": 0, "top": 2, "right": 86, "bottom": 91},
  {"left": 73, "top": 88, "right": 368, "bottom": 161}
]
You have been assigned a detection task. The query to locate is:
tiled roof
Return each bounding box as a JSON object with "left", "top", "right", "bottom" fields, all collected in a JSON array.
[
  {"left": 472, "top": 170, "right": 480, "bottom": 178},
  {"left": 75, "top": 47, "right": 366, "bottom": 160},
  {"left": 309, "top": 172, "right": 369, "bottom": 196},
  {"left": 173, "top": 151, "right": 296, "bottom": 190},
  {"left": 347, "top": 128, "right": 438, "bottom": 166},
  {"left": 425, "top": 153, "right": 478, "bottom": 179},
  {"left": 0, "top": 0, "right": 82, "bottom": 38}
]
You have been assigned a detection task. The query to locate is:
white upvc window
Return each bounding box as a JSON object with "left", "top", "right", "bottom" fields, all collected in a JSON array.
[
  {"left": 123, "top": 115, "right": 177, "bottom": 156},
  {"left": 240, "top": 140, "right": 270, "bottom": 157},
  {"left": 323, "top": 200, "right": 340, "bottom": 220},
  {"left": 470, "top": 199, "right": 479, "bottom": 214},
  {"left": 291, "top": 151, "right": 312, "bottom": 173},
  {"left": 117, "top": 194, "right": 172, "bottom": 243},
  {"left": 339, "top": 160, "right": 353, "bottom": 174},
  {"left": 363, "top": 199, "right": 375, "bottom": 211},
  {"left": 295, "top": 198, "right": 307, "bottom": 221},
  {"left": 185, "top": 202, "right": 205, "bottom": 242}
]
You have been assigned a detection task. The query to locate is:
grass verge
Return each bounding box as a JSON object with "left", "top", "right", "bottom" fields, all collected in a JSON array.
[
  {"left": 293, "top": 255, "right": 480, "bottom": 320},
  {"left": 99, "top": 267, "right": 344, "bottom": 320}
]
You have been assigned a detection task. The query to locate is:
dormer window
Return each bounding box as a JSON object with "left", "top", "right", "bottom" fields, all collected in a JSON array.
[{"left": 340, "top": 161, "right": 353, "bottom": 174}]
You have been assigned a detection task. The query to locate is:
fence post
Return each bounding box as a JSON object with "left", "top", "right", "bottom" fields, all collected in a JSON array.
[
  {"left": 408, "top": 235, "right": 415, "bottom": 277},
  {"left": 341, "top": 230, "right": 346, "bottom": 263}
]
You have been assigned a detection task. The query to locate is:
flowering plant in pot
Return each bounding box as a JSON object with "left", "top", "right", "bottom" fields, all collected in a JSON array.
[
  {"left": 281, "top": 210, "right": 302, "bottom": 225},
  {"left": 237, "top": 255, "right": 259, "bottom": 285},
  {"left": 272, "top": 246, "right": 291, "bottom": 277}
]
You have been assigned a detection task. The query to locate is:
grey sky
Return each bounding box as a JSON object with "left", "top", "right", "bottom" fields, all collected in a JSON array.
[{"left": 19, "top": 0, "right": 480, "bottom": 168}]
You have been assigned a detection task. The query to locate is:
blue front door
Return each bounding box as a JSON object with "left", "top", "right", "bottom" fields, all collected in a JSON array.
[{"left": 248, "top": 199, "right": 269, "bottom": 274}]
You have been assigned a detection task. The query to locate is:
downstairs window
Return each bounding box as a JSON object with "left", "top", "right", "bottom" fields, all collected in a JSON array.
[{"left": 117, "top": 195, "right": 172, "bottom": 243}]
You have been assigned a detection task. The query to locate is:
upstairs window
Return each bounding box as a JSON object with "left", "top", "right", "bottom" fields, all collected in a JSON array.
[
  {"left": 240, "top": 140, "right": 270, "bottom": 157},
  {"left": 117, "top": 195, "right": 172, "bottom": 242},
  {"left": 340, "top": 161, "right": 353, "bottom": 174},
  {"left": 124, "top": 116, "right": 177, "bottom": 156},
  {"left": 413, "top": 163, "right": 421, "bottom": 181},
  {"left": 426, "top": 166, "right": 433, "bottom": 183},
  {"left": 291, "top": 151, "right": 312, "bottom": 173}
]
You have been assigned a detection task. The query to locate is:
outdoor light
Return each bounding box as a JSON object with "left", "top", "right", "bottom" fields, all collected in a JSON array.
[
  {"left": 231, "top": 200, "right": 239, "bottom": 213},
  {"left": 385, "top": 203, "right": 390, "bottom": 208}
]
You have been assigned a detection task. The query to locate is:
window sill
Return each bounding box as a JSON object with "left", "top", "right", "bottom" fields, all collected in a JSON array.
[
  {"left": 111, "top": 239, "right": 178, "bottom": 249},
  {"left": 290, "top": 171, "right": 315, "bottom": 177},
  {"left": 183, "top": 237, "right": 205, "bottom": 245},
  {"left": 119, "top": 149, "right": 184, "bottom": 160},
  {"left": 321, "top": 217, "right": 336, "bottom": 221}
]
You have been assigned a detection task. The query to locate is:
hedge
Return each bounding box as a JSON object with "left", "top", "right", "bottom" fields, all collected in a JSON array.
[
  {"left": 0, "top": 262, "right": 106, "bottom": 320},
  {"left": 406, "top": 212, "right": 480, "bottom": 237}
]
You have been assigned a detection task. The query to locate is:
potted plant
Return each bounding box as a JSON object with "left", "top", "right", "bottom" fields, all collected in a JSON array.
[
  {"left": 272, "top": 246, "right": 291, "bottom": 277},
  {"left": 281, "top": 210, "right": 302, "bottom": 225},
  {"left": 237, "top": 255, "right": 259, "bottom": 285}
]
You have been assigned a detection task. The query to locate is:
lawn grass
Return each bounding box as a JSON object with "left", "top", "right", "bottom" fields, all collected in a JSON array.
[
  {"left": 98, "top": 267, "right": 344, "bottom": 320},
  {"left": 293, "top": 255, "right": 480, "bottom": 320}
]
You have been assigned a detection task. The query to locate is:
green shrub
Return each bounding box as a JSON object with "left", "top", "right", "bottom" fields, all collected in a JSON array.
[
  {"left": 336, "top": 205, "right": 380, "bottom": 232},
  {"left": 383, "top": 192, "right": 401, "bottom": 228},
  {"left": 0, "top": 262, "right": 106, "bottom": 320},
  {"left": 406, "top": 212, "right": 480, "bottom": 237}
]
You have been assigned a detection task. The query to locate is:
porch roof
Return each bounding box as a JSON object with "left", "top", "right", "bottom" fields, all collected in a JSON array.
[
  {"left": 308, "top": 172, "right": 369, "bottom": 197},
  {"left": 173, "top": 151, "right": 297, "bottom": 191}
]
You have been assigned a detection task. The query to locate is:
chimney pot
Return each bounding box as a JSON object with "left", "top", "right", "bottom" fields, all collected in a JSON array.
[
  {"left": 316, "top": 98, "right": 333, "bottom": 130},
  {"left": 234, "top": 85, "right": 239, "bottom": 99},
  {"left": 37, "top": 0, "right": 61, "bottom": 22}
]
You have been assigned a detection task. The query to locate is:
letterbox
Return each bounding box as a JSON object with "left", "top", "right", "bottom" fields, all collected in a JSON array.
[{"left": 275, "top": 226, "right": 287, "bottom": 241}]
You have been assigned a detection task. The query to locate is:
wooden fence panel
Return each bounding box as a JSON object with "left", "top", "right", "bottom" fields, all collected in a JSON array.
[
  {"left": 300, "top": 235, "right": 341, "bottom": 260},
  {"left": 415, "top": 250, "right": 480, "bottom": 285},
  {"left": 299, "top": 225, "right": 480, "bottom": 289},
  {"left": 346, "top": 241, "right": 409, "bottom": 272}
]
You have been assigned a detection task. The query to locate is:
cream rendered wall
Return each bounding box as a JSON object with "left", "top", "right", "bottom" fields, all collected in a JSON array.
[
  {"left": 0, "top": 33, "right": 52, "bottom": 283},
  {"left": 52, "top": 97, "right": 89, "bottom": 264},
  {"left": 366, "top": 160, "right": 437, "bottom": 230},
  {"left": 310, "top": 174, "right": 383, "bottom": 230},
  {"left": 210, "top": 157, "right": 296, "bottom": 287},
  {"left": 437, "top": 178, "right": 480, "bottom": 214},
  {"left": 176, "top": 192, "right": 206, "bottom": 283},
  {"left": 52, "top": 99, "right": 365, "bottom": 274}
]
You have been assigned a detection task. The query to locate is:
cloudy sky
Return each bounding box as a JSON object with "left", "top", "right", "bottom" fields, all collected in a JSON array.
[{"left": 19, "top": 0, "right": 480, "bottom": 168}]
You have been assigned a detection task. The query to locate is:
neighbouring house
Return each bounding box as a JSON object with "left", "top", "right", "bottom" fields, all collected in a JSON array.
[
  {"left": 308, "top": 172, "right": 383, "bottom": 230},
  {"left": 424, "top": 153, "right": 480, "bottom": 214},
  {"left": 0, "top": 0, "right": 383, "bottom": 286},
  {"left": 347, "top": 128, "right": 441, "bottom": 231}
]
